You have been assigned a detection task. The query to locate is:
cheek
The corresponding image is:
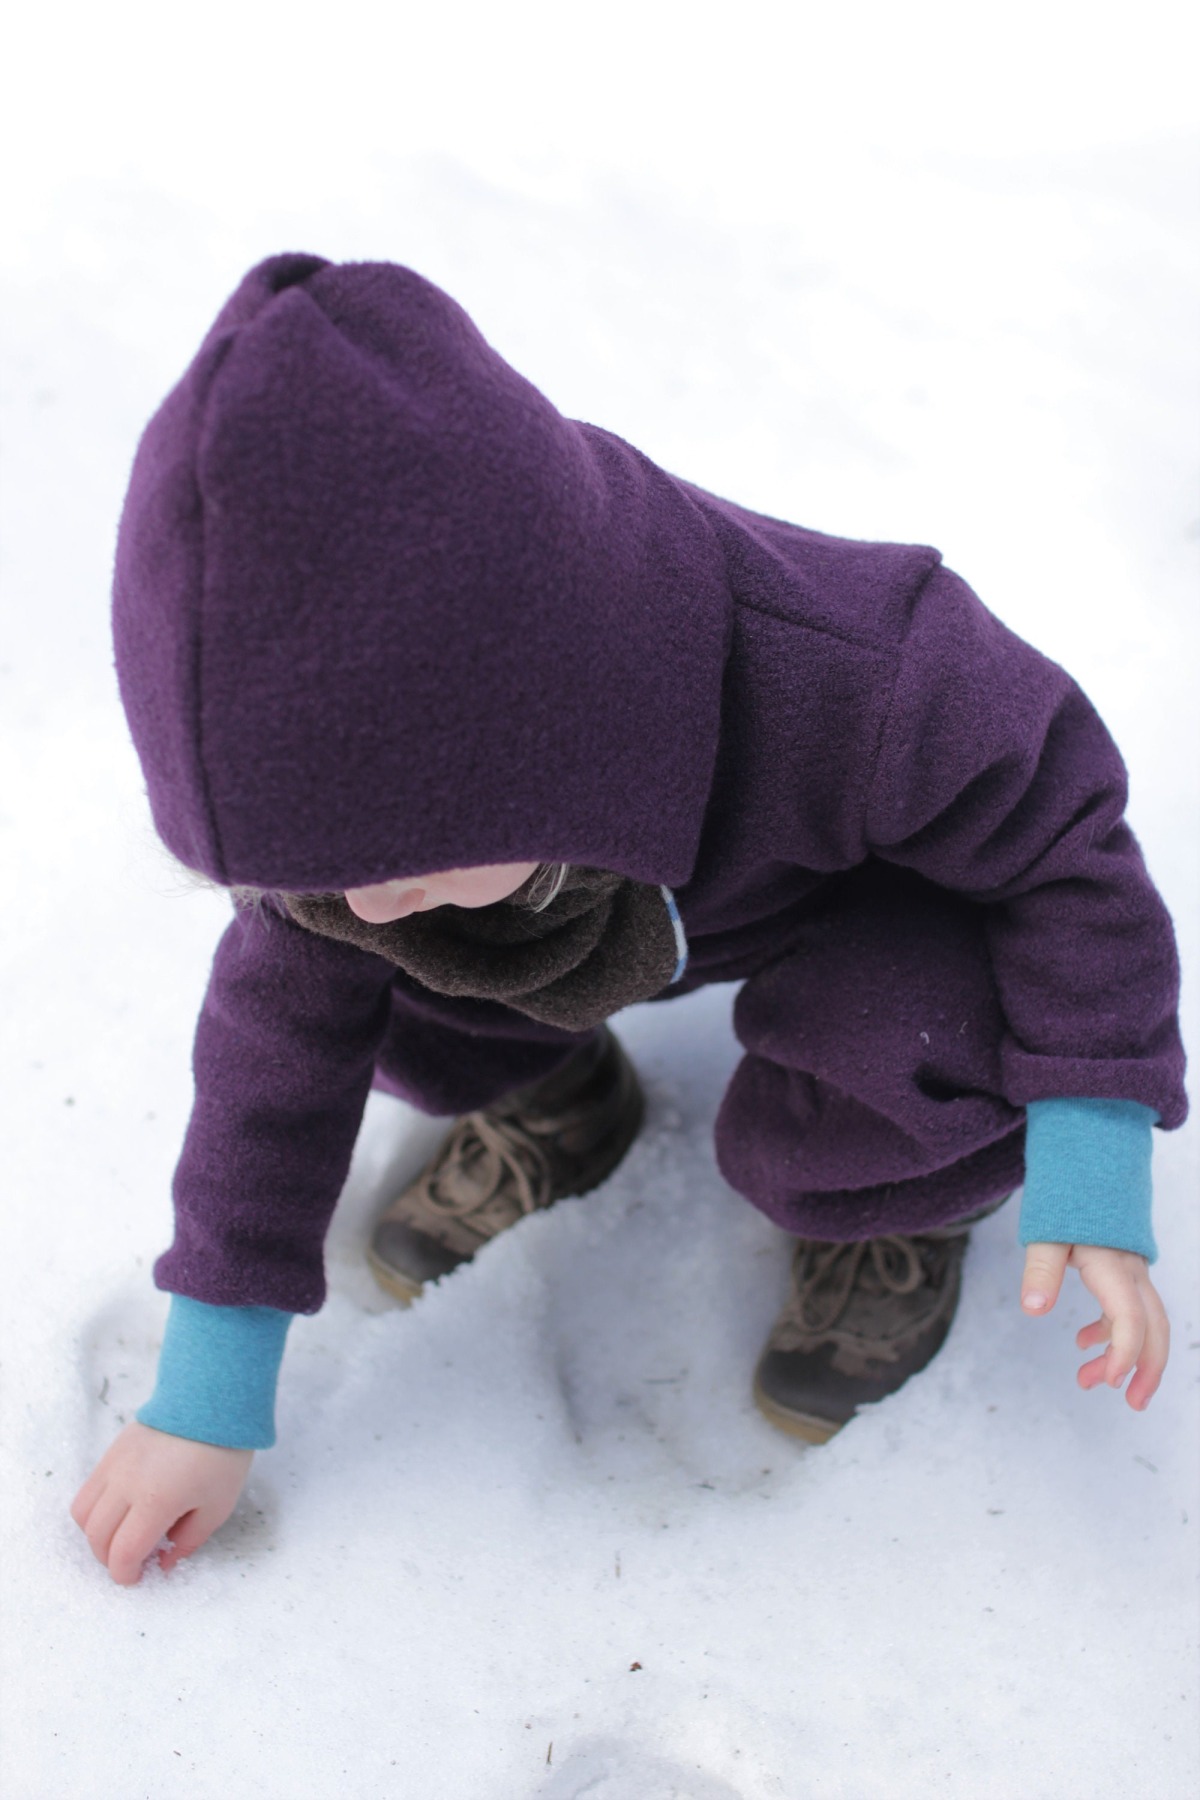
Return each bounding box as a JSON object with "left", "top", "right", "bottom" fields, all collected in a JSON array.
[
  {"left": 448, "top": 863, "right": 540, "bottom": 907},
  {"left": 344, "top": 883, "right": 426, "bottom": 922}
]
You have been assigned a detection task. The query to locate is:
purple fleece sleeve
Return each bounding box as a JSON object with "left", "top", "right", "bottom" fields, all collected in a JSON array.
[
  {"left": 153, "top": 901, "right": 396, "bottom": 1314},
  {"left": 865, "top": 565, "right": 1187, "bottom": 1130}
]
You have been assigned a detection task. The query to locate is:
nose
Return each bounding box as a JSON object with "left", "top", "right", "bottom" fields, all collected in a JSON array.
[{"left": 344, "top": 882, "right": 426, "bottom": 923}]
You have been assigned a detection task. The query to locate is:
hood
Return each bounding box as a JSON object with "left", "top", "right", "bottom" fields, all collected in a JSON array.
[{"left": 112, "top": 253, "right": 733, "bottom": 892}]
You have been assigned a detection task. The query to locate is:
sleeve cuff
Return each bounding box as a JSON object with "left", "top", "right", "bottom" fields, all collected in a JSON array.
[
  {"left": 136, "top": 1294, "right": 294, "bottom": 1449},
  {"left": 1019, "top": 1097, "right": 1158, "bottom": 1262}
]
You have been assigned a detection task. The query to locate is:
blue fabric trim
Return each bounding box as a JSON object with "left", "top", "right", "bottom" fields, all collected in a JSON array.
[
  {"left": 1019, "top": 1098, "right": 1158, "bottom": 1262},
  {"left": 660, "top": 886, "right": 688, "bottom": 983},
  {"left": 136, "top": 1294, "right": 293, "bottom": 1449}
]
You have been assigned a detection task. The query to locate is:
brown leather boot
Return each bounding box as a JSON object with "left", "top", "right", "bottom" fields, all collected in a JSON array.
[
  {"left": 367, "top": 1027, "right": 644, "bottom": 1303},
  {"left": 753, "top": 1214, "right": 1000, "bottom": 1443}
]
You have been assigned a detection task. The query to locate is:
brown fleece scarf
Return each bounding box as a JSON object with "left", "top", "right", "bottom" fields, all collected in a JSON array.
[{"left": 283, "top": 867, "right": 681, "bottom": 1031}]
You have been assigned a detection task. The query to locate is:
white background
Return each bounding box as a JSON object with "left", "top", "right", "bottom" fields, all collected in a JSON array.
[{"left": 1, "top": 3, "right": 1197, "bottom": 1794}]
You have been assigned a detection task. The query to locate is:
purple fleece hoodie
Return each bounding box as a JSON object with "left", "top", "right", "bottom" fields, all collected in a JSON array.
[{"left": 113, "top": 253, "right": 1186, "bottom": 1322}]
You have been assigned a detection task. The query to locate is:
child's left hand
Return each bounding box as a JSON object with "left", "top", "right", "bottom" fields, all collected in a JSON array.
[{"left": 1020, "top": 1243, "right": 1169, "bottom": 1410}]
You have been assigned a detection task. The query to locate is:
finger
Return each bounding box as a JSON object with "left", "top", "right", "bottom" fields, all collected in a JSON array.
[
  {"left": 70, "top": 1474, "right": 106, "bottom": 1533},
  {"left": 1077, "top": 1352, "right": 1111, "bottom": 1391},
  {"left": 1075, "top": 1314, "right": 1112, "bottom": 1350},
  {"left": 70, "top": 1469, "right": 107, "bottom": 1529},
  {"left": 82, "top": 1489, "right": 132, "bottom": 1571},
  {"left": 108, "top": 1505, "right": 180, "bottom": 1588},
  {"left": 1069, "top": 1255, "right": 1147, "bottom": 1385},
  {"left": 1125, "top": 1291, "right": 1171, "bottom": 1411},
  {"left": 1079, "top": 1317, "right": 1151, "bottom": 1396},
  {"left": 1100, "top": 1285, "right": 1148, "bottom": 1389},
  {"left": 158, "top": 1508, "right": 213, "bottom": 1574},
  {"left": 1022, "top": 1243, "right": 1071, "bottom": 1315}
]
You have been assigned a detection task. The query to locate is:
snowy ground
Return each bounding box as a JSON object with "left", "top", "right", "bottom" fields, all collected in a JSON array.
[{"left": 2, "top": 5, "right": 1198, "bottom": 1795}]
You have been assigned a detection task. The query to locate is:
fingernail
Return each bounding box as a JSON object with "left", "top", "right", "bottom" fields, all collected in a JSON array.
[{"left": 1023, "top": 1292, "right": 1048, "bottom": 1312}]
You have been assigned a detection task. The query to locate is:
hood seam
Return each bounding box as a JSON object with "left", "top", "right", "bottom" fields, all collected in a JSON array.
[{"left": 191, "top": 333, "right": 241, "bottom": 885}]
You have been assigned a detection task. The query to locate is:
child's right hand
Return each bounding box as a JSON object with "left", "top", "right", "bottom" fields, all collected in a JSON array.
[
  {"left": 70, "top": 1421, "right": 253, "bottom": 1586},
  {"left": 1020, "top": 1241, "right": 1169, "bottom": 1409}
]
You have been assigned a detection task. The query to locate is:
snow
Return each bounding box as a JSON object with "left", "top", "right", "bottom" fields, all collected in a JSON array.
[{"left": 2, "top": 4, "right": 1198, "bottom": 1794}]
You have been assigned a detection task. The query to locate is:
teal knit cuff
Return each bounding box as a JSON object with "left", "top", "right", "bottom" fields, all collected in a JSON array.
[
  {"left": 136, "top": 1294, "right": 293, "bottom": 1449},
  {"left": 1019, "top": 1097, "right": 1157, "bottom": 1262}
]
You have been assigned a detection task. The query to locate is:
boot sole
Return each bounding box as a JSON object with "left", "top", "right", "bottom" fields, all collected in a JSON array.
[
  {"left": 366, "top": 1064, "right": 646, "bottom": 1306},
  {"left": 752, "top": 1373, "right": 845, "bottom": 1445},
  {"left": 365, "top": 1248, "right": 426, "bottom": 1307}
]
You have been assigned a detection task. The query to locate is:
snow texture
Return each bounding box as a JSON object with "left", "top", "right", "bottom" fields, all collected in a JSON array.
[{"left": 2, "top": 4, "right": 1197, "bottom": 1795}]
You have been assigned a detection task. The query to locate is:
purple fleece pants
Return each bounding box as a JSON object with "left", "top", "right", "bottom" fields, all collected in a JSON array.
[{"left": 371, "top": 866, "right": 1026, "bottom": 1241}]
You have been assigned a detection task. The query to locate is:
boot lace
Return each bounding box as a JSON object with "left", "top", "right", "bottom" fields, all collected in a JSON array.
[
  {"left": 409, "top": 1111, "right": 553, "bottom": 1234},
  {"left": 779, "top": 1235, "right": 927, "bottom": 1342},
  {"left": 401, "top": 1080, "right": 612, "bottom": 1242}
]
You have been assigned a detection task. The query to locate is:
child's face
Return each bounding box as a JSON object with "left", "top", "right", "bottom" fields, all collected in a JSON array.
[{"left": 344, "top": 863, "right": 539, "bottom": 924}]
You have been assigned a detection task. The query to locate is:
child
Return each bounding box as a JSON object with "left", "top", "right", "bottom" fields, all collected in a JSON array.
[{"left": 71, "top": 253, "right": 1185, "bottom": 1586}]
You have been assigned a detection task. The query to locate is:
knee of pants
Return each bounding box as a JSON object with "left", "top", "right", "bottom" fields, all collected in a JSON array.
[
  {"left": 373, "top": 974, "right": 599, "bottom": 1115},
  {"left": 715, "top": 866, "right": 1024, "bottom": 1232}
]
